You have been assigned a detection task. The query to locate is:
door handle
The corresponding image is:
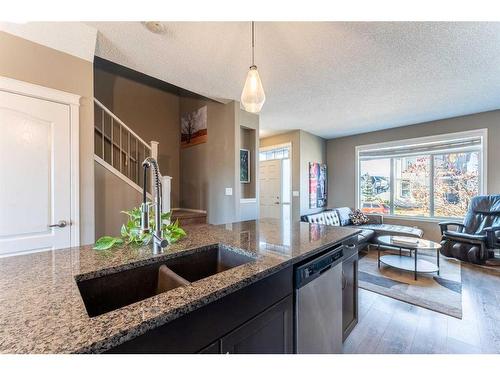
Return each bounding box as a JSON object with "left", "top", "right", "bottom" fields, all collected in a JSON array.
[
  {"left": 342, "top": 270, "right": 347, "bottom": 290},
  {"left": 48, "top": 220, "right": 67, "bottom": 228}
]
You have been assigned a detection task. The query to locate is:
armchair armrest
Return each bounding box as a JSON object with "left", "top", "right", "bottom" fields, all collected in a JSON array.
[
  {"left": 484, "top": 226, "right": 500, "bottom": 248},
  {"left": 439, "top": 221, "right": 465, "bottom": 235},
  {"left": 366, "top": 214, "right": 383, "bottom": 224},
  {"left": 442, "top": 230, "right": 487, "bottom": 244}
]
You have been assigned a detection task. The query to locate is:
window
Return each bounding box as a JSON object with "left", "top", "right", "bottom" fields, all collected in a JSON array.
[
  {"left": 356, "top": 130, "right": 486, "bottom": 219},
  {"left": 259, "top": 146, "right": 290, "bottom": 161}
]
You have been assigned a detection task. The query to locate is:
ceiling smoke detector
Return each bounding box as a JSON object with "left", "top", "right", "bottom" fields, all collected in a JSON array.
[{"left": 142, "top": 21, "right": 166, "bottom": 34}]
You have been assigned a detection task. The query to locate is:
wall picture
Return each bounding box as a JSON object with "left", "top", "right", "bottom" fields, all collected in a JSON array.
[
  {"left": 181, "top": 106, "right": 207, "bottom": 148},
  {"left": 309, "top": 162, "right": 327, "bottom": 208},
  {"left": 240, "top": 149, "right": 250, "bottom": 183}
]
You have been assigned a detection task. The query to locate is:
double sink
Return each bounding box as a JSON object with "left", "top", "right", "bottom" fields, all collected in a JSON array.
[{"left": 76, "top": 244, "right": 255, "bottom": 318}]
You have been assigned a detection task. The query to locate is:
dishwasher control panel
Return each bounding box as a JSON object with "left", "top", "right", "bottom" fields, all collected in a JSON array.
[{"left": 295, "top": 246, "right": 344, "bottom": 288}]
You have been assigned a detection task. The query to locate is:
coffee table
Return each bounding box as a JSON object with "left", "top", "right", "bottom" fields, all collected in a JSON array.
[{"left": 376, "top": 235, "right": 441, "bottom": 281}]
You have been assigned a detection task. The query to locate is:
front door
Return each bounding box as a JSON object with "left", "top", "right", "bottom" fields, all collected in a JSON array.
[
  {"left": 0, "top": 90, "right": 72, "bottom": 256},
  {"left": 259, "top": 159, "right": 282, "bottom": 219}
]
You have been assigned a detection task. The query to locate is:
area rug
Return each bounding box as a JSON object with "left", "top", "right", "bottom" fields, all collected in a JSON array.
[{"left": 358, "top": 248, "right": 462, "bottom": 318}]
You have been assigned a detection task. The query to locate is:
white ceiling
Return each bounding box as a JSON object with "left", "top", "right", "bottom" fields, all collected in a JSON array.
[{"left": 88, "top": 22, "right": 500, "bottom": 139}]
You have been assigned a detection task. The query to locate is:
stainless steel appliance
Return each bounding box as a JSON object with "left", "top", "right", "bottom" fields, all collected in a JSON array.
[{"left": 295, "top": 244, "right": 344, "bottom": 353}]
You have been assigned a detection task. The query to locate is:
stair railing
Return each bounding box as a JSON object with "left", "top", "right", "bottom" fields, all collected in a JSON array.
[{"left": 93, "top": 98, "right": 158, "bottom": 194}]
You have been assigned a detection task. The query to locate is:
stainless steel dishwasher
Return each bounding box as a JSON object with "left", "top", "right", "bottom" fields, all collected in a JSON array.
[{"left": 295, "top": 244, "right": 344, "bottom": 354}]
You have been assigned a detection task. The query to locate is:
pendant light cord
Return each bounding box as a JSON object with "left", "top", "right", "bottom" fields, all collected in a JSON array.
[{"left": 251, "top": 21, "right": 255, "bottom": 66}]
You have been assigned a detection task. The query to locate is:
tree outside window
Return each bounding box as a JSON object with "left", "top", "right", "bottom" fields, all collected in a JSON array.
[{"left": 359, "top": 151, "right": 481, "bottom": 218}]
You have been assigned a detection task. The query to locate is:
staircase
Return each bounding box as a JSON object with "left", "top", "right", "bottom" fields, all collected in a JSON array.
[{"left": 93, "top": 98, "right": 158, "bottom": 195}]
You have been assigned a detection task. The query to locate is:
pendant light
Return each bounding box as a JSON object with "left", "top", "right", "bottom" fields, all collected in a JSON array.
[{"left": 241, "top": 21, "right": 266, "bottom": 113}]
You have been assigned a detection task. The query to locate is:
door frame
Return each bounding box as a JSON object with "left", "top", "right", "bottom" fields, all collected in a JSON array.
[
  {"left": 0, "top": 76, "right": 81, "bottom": 247},
  {"left": 258, "top": 142, "right": 293, "bottom": 218}
]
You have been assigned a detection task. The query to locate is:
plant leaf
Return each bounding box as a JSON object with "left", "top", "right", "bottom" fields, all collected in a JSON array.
[
  {"left": 120, "top": 224, "right": 128, "bottom": 237},
  {"left": 93, "top": 236, "right": 123, "bottom": 250}
]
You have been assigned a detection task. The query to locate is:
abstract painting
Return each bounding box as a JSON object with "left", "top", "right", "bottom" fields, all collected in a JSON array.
[
  {"left": 309, "top": 162, "right": 327, "bottom": 208},
  {"left": 240, "top": 149, "right": 250, "bottom": 183}
]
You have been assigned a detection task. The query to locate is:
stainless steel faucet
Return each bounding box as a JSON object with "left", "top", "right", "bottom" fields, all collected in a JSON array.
[{"left": 140, "top": 157, "right": 168, "bottom": 253}]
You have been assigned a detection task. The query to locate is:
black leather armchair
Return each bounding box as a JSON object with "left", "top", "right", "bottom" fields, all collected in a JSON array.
[{"left": 439, "top": 195, "right": 500, "bottom": 264}]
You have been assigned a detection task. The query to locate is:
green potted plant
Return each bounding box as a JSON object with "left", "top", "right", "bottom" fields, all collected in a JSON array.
[{"left": 94, "top": 208, "right": 186, "bottom": 250}]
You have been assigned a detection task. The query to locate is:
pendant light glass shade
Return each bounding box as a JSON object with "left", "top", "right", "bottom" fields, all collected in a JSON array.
[
  {"left": 241, "top": 65, "right": 266, "bottom": 113},
  {"left": 241, "top": 22, "right": 265, "bottom": 113}
]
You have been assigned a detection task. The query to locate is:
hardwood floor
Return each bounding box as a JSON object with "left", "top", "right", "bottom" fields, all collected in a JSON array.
[{"left": 343, "top": 261, "right": 500, "bottom": 354}]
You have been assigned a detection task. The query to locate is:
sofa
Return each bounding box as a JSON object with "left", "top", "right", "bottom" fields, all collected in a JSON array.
[{"left": 301, "top": 207, "right": 424, "bottom": 250}]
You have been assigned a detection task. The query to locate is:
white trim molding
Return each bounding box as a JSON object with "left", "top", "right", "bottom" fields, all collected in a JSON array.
[
  {"left": 0, "top": 76, "right": 81, "bottom": 105},
  {"left": 0, "top": 75, "right": 81, "bottom": 247}
]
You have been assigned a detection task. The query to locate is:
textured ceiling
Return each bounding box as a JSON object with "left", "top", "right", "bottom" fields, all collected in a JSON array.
[{"left": 88, "top": 22, "right": 500, "bottom": 139}]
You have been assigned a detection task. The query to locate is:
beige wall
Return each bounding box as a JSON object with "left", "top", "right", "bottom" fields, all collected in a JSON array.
[
  {"left": 94, "top": 162, "right": 142, "bottom": 238},
  {"left": 179, "top": 96, "right": 209, "bottom": 211},
  {"left": 94, "top": 68, "right": 181, "bottom": 207},
  {"left": 0, "top": 32, "right": 95, "bottom": 244},
  {"left": 327, "top": 109, "right": 500, "bottom": 241},
  {"left": 179, "top": 97, "right": 241, "bottom": 224}
]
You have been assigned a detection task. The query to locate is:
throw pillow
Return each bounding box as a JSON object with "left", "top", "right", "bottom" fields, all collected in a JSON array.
[{"left": 349, "top": 209, "right": 369, "bottom": 225}]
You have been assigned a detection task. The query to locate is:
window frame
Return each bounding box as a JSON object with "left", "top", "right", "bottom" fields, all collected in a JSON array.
[{"left": 355, "top": 129, "right": 488, "bottom": 221}]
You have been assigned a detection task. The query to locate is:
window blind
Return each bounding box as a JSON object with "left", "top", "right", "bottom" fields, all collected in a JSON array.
[{"left": 359, "top": 136, "right": 482, "bottom": 160}]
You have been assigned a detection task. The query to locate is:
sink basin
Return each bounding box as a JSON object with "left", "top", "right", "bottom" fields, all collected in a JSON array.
[
  {"left": 165, "top": 244, "right": 255, "bottom": 282},
  {"left": 76, "top": 244, "right": 254, "bottom": 317}
]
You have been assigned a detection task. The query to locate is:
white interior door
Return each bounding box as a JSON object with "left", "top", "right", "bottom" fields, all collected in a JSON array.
[
  {"left": 259, "top": 159, "right": 282, "bottom": 219},
  {"left": 0, "top": 91, "right": 72, "bottom": 256}
]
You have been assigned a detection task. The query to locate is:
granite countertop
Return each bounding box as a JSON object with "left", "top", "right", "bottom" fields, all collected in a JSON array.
[{"left": 0, "top": 219, "right": 359, "bottom": 353}]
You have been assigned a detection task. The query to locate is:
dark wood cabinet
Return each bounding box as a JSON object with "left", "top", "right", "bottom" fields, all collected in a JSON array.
[
  {"left": 106, "top": 267, "right": 293, "bottom": 354},
  {"left": 220, "top": 295, "right": 293, "bottom": 354},
  {"left": 342, "top": 250, "right": 358, "bottom": 341},
  {"left": 198, "top": 340, "right": 220, "bottom": 354}
]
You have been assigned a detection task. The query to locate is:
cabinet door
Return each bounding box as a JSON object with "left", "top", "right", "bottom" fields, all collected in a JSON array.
[
  {"left": 342, "top": 253, "right": 359, "bottom": 341},
  {"left": 220, "top": 295, "right": 293, "bottom": 354}
]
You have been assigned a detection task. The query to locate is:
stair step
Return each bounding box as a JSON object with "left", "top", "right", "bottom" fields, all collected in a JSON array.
[{"left": 171, "top": 210, "right": 206, "bottom": 226}]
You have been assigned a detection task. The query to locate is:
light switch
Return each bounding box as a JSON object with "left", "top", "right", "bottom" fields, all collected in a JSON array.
[
  {"left": 225, "top": 187, "right": 233, "bottom": 196},
  {"left": 292, "top": 191, "right": 300, "bottom": 197}
]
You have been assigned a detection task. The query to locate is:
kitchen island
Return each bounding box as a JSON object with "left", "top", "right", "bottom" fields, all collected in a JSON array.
[{"left": 0, "top": 219, "right": 359, "bottom": 353}]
